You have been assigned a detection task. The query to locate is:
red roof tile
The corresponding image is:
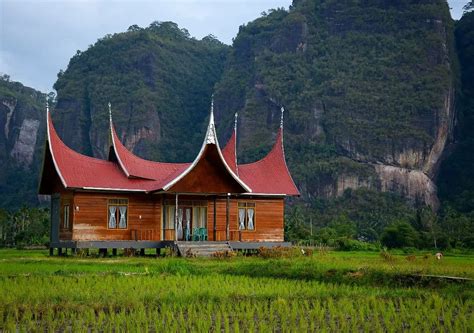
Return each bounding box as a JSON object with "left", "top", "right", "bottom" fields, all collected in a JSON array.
[
  {"left": 222, "top": 130, "right": 238, "bottom": 175},
  {"left": 238, "top": 129, "right": 300, "bottom": 196},
  {"left": 46, "top": 112, "right": 159, "bottom": 191},
  {"left": 110, "top": 123, "right": 189, "bottom": 184}
]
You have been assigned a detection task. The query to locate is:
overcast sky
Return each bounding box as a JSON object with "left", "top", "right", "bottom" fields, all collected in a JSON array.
[{"left": 0, "top": 0, "right": 469, "bottom": 93}]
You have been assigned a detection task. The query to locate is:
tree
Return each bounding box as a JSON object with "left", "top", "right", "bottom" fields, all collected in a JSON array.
[
  {"left": 329, "top": 214, "right": 356, "bottom": 238},
  {"left": 380, "top": 222, "right": 419, "bottom": 248},
  {"left": 127, "top": 24, "right": 141, "bottom": 32},
  {"left": 417, "top": 208, "right": 439, "bottom": 248}
]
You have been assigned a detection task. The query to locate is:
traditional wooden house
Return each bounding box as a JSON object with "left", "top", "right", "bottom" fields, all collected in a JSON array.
[{"left": 39, "top": 100, "right": 299, "bottom": 255}]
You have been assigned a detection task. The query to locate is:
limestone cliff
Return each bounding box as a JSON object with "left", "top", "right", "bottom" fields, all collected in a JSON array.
[
  {"left": 0, "top": 77, "right": 47, "bottom": 208},
  {"left": 52, "top": 22, "right": 229, "bottom": 163},
  {"left": 214, "top": 0, "right": 456, "bottom": 209}
]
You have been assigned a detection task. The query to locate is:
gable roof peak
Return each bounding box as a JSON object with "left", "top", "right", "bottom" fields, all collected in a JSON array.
[
  {"left": 280, "top": 106, "right": 284, "bottom": 129},
  {"left": 162, "top": 97, "right": 251, "bottom": 192},
  {"left": 234, "top": 112, "right": 238, "bottom": 131},
  {"left": 108, "top": 102, "right": 113, "bottom": 123},
  {"left": 205, "top": 99, "right": 217, "bottom": 144}
]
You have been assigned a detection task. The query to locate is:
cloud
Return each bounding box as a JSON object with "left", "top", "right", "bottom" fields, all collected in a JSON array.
[{"left": 0, "top": 0, "right": 463, "bottom": 92}]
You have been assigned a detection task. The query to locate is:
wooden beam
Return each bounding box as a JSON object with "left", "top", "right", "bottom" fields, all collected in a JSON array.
[
  {"left": 213, "top": 196, "right": 217, "bottom": 241},
  {"left": 226, "top": 193, "right": 230, "bottom": 240},
  {"left": 51, "top": 193, "right": 60, "bottom": 244},
  {"left": 175, "top": 193, "right": 178, "bottom": 241}
]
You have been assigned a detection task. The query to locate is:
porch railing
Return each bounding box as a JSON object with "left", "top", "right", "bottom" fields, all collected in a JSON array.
[{"left": 130, "top": 229, "right": 155, "bottom": 241}]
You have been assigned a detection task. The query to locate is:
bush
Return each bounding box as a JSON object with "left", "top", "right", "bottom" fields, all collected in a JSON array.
[
  {"left": 381, "top": 222, "right": 419, "bottom": 249},
  {"left": 331, "top": 237, "right": 380, "bottom": 251},
  {"left": 258, "top": 246, "right": 304, "bottom": 259}
]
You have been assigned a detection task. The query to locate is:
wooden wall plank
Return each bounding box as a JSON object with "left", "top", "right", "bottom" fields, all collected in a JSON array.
[
  {"left": 71, "top": 192, "right": 161, "bottom": 241},
  {"left": 59, "top": 192, "right": 284, "bottom": 243}
]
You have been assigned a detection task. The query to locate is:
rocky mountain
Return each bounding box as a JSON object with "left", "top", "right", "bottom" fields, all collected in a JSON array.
[
  {"left": 52, "top": 21, "right": 229, "bottom": 163},
  {"left": 438, "top": 10, "right": 474, "bottom": 214},
  {"left": 0, "top": 76, "right": 47, "bottom": 208},
  {"left": 214, "top": 0, "right": 456, "bottom": 210}
]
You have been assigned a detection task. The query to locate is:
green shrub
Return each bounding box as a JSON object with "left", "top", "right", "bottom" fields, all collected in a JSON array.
[
  {"left": 381, "top": 222, "right": 419, "bottom": 249},
  {"left": 332, "top": 238, "right": 380, "bottom": 251}
]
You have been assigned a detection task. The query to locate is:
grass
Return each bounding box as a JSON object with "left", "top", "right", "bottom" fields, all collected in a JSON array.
[{"left": 0, "top": 249, "right": 473, "bottom": 331}]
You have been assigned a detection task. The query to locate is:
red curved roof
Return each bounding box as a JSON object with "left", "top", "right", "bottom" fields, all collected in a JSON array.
[
  {"left": 110, "top": 123, "right": 189, "bottom": 183},
  {"left": 46, "top": 112, "right": 159, "bottom": 191},
  {"left": 222, "top": 130, "right": 238, "bottom": 175},
  {"left": 42, "top": 109, "right": 299, "bottom": 196},
  {"left": 238, "top": 129, "right": 300, "bottom": 196}
]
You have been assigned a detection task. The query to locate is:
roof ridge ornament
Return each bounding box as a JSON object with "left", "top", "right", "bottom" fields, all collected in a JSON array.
[
  {"left": 108, "top": 102, "right": 112, "bottom": 123},
  {"left": 46, "top": 97, "right": 49, "bottom": 114},
  {"left": 280, "top": 106, "right": 284, "bottom": 129},
  {"left": 234, "top": 112, "right": 238, "bottom": 131},
  {"left": 205, "top": 96, "right": 217, "bottom": 144}
]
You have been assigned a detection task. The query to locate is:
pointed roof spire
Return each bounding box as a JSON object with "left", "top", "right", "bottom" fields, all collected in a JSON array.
[
  {"left": 223, "top": 112, "right": 239, "bottom": 175},
  {"left": 234, "top": 112, "right": 238, "bottom": 131},
  {"left": 280, "top": 106, "right": 284, "bottom": 129},
  {"left": 46, "top": 97, "right": 49, "bottom": 114},
  {"left": 205, "top": 95, "right": 217, "bottom": 144},
  {"left": 108, "top": 102, "right": 112, "bottom": 123}
]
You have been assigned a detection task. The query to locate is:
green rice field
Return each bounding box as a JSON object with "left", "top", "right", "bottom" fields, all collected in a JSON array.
[{"left": 0, "top": 249, "right": 473, "bottom": 332}]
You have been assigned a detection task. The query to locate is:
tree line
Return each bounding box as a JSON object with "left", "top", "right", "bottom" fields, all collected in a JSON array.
[{"left": 0, "top": 207, "right": 49, "bottom": 248}]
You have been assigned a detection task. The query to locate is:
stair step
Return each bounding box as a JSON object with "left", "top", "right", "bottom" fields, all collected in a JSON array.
[{"left": 175, "top": 241, "right": 233, "bottom": 257}]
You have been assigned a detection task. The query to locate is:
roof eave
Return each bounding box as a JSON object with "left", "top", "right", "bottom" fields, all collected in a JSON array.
[{"left": 46, "top": 111, "right": 68, "bottom": 189}]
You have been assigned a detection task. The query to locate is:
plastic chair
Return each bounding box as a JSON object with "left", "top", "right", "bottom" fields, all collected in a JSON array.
[
  {"left": 199, "top": 227, "right": 208, "bottom": 241},
  {"left": 192, "top": 228, "right": 200, "bottom": 241}
]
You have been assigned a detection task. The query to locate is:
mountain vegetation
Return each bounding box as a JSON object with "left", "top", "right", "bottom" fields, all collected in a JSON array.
[
  {"left": 437, "top": 9, "right": 474, "bottom": 248},
  {"left": 0, "top": 1, "right": 473, "bottom": 248},
  {"left": 214, "top": 0, "right": 460, "bottom": 247},
  {"left": 0, "top": 76, "right": 48, "bottom": 209},
  {"left": 52, "top": 21, "right": 228, "bottom": 162}
]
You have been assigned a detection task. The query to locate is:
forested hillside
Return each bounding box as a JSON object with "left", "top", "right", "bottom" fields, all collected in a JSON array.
[
  {"left": 214, "top": 0, "right": 457, "bottom": 245},
  {"left": 0, "top": 77, "right": 47, "bottom": 208},
  {"left": 437, "top": 9, "right": 474, "bottom": 246},
  {"left": 52, "top": 21, "right": 228, "bottom": 162}
]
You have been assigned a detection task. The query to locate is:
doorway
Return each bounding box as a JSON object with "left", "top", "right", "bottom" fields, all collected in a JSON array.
[{"left": 178, "top": 207, "right": 192, "bottom": 241}]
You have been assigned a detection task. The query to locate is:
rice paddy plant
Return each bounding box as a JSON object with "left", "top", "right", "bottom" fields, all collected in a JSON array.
[{"left": 0, "top": 249, "right": 473, "bottom": 331}]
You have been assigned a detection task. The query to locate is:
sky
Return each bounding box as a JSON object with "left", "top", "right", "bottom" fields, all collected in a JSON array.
[{"left": 0, "top": 0, "right": 469, "bottom": 93}]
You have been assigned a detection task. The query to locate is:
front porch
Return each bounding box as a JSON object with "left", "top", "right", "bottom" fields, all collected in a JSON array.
[{"left": 49, "top": 240, "right": 291, "bottom": 257}]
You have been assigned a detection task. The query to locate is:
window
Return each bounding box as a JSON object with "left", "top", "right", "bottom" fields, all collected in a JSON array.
[
  {"left": 238, "top": 202, "right": 256, "bottom": 231},
  {"left": 192, "top": 206, "right": 207, "bottom": 229},
  {"left": 164, "top": 206, "right": 176, "bottom": 230},
  {"left": 108, "top": 199, "right": 128, "bottom": 229},
  {"left": 63, "top": 205, "right": 70, "bottom": 230}
]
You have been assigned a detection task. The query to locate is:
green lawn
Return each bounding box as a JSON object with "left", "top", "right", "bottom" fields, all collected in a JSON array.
[{"left": 0, "top": 249, "right": 472, "bottom": 331}]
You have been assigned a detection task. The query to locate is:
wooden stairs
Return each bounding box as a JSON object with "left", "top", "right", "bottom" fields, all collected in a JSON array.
[{"left": 175, "top": 241, "right": 233, "bottom": 257}]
